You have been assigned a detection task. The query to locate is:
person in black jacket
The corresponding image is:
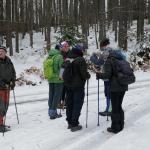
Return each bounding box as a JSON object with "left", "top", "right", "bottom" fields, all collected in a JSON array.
[
  {"left": 96, "top": 51, "right": 128, "bottom": 134},
  {"left": 64, "top": 46, "right": 90, "bottom": 132},
  {"left": 0, "top": 46, "right": 16, "bottom": 132}
]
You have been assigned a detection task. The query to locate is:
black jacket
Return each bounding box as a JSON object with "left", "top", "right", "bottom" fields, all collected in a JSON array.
[
  {"left": 97, "top": 53, "right": 128, "bottom": 92},
  {"left": 65, "top": 52, "right": 90, "bottom": 87},
  {"left": 0, "top": 56, "right": 16, "bottom": 89}
]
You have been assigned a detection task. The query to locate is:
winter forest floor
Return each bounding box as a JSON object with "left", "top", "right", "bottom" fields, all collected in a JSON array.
[{"left": 1, "top": 71, "right": 150, "bottom": 150}]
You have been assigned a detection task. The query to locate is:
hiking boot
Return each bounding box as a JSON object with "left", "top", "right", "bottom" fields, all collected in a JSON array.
[
  {"left": 50, "top": 114, "right": 62, "bottom": 120},
  {"left": 67, "top": 124, "right": 72, "bottom": 129},
  {"left": 71, "top": 125, "right": 82, "bottom": 132},
  {"left": 107, "top": 127, "right": 121, "bottom": 134},
  {"left": 0, "top": 125, "right": 11, "bottom": 133},
  {"left": 99, "top": 111, "right": 111, "bottom": 116},
  {"left": 3, "top": 124, "right": 11, "bottom": 130}
]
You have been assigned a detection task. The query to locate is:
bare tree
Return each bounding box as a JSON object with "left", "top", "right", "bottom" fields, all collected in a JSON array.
[
  {"left": 98, "top": 0, "right": 106, "bottom": 42},
  {"left": 137, "top": 0, "right": 145, "bottom": 42},
  {"left": 148, "top": 0, "right": 150, "bottom": 24},
  {"left": 0, "top": 0, "right": 4, "bottom": 45},
  {"left": 118, "top": 0, "right": 128, "bottom": 50},
  {"left": 15, "top": 0, "right": 19, "bottom": 53},
  {"left": 6, "top": 0, "right": 13, "bottom": 55}
]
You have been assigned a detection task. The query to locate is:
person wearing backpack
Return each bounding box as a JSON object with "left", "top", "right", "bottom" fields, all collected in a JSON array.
[
  {"left": 45, "top": 48, "right": 64, "bottom": 119},
  {"left": 90, "top": 38, "right": 112, "bottom": 116},
  {"left": 96, "top": 50, "right": 130, "bottom": 134},
  {"left": 0, "top": 46, "right": 16, "bottom": 132},
  {"left": 64, "top": 46, "right": 90, "bottom": 132}
]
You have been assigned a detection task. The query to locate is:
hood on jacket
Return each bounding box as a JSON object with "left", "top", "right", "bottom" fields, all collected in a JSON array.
[
  {"left": 109, "top": 49, "right": 126, "bottom": 60},
  {"left": 48, "top": 48, "right": 61, "bottom": 58}
]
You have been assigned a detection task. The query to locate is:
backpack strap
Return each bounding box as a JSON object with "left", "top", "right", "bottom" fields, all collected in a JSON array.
[
  {"left": 110, "top": 57, "right": 119, "bottom": 77},
  {"left": 52, "top": 54, "right": 59, "bottom": 73},
  {"left": 47, "top": 55, "right": 58, "bottom": 73}
]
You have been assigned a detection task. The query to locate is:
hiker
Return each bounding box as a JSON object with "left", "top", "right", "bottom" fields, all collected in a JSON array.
[
  {"left": 90, "top": 38, "right": 112, "bottom": 116},
  {"left": 64, "top": 46, "right": 90, "bottom": 132},
  {"left": 0, "top": 46, "right": 16, "bottom": 132},
  {"left": 56, "top": 41, "right": 70, "bottom": 109},
  {"left": 47, "top": 47, "right": 64, "bottom": 119},
  {"left": 96, "top": 50, "right": 128, "bottom": 134}
]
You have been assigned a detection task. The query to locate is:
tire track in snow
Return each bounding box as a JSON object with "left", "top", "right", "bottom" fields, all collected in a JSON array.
[{"left": 9, "top": 78, "right": 150, "bottom": 106}]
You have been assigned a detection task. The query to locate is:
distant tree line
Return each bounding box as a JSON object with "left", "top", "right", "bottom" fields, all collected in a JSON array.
[{"left": 0, "top": 0, "right": 150, "bottom": 55}]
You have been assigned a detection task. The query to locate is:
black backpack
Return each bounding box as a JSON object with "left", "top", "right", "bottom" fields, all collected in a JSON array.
[
  {"left": 63, "top": 59, "right": 75, "bottom": 84},
  {"left": 112, "top": 58, "right": 136, "bottom": 85}
]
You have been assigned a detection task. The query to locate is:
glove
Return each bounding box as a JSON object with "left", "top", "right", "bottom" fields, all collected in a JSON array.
[
  {"left": 0, "top": 80, "right": 7, "bottom": 88},
  {"left": 96, "top": 72, "right": 101, "bottom": 80},
  {"left": 10, "top": 81, "right": 15, "bottom": 90},
  {"left": 0, "top": 80, "right": 6, "bottom": 88},
  {"left": 87, "top": 72, "right": 91, "bottom": 79}
]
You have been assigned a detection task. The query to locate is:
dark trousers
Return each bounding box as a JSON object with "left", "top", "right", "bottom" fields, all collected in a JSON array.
[
  {"left": 48, "top": 83, "right": 63, "bottom": 110},
  {"left": 61, "top": 84, "right": 67, "bottom": 102},
  {"left": 66, "top": 87, "right": 85, "bottom": 126},
  {"left": 110, "top": 91, "right": 125, "bottom": 131},
  {"left": 104, "top": 81, "right": 111, "bottom": 111}
]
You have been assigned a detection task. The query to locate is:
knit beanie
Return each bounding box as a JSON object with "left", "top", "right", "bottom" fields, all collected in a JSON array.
[
  {"left": 0, "top": 46, "right": 7, "bottom": 52},
  {"left": 72, "top": 47, "right": 83, "bottom": 56},
  {"left": 100, "top": 38, "right": 110, "bottom": 48}
]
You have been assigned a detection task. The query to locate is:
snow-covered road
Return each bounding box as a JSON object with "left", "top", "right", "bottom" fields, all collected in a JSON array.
[{"left": 0, "top": 72, "right": 150, "bottom": 150}]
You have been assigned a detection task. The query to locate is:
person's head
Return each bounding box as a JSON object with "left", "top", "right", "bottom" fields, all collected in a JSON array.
[
  {"left": 0, "top": 46, "right": 7, "bottom": 59},
  {"left": 60, "top": 41, "right": 69, "bottom": 52},
  {"left": 55, "top": 44, "right": 61, "bottom": 50},
  {"left": 100, "top": 38, "right": 110, "bottom": 48},
  {"left": 71, "top": 46, "right": 83, "bottom": 57},
  {"left": 74, "top": 44, "right": 86, "bottom": 52}
]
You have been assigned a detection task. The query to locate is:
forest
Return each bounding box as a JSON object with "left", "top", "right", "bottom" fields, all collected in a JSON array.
[{"left": 0, "top": 0, "right": 150, "bottom": 56}]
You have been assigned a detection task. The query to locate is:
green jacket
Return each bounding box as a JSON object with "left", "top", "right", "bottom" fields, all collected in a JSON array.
[{"left": 48, "top": 49, "right": 64, "bottom": 83}]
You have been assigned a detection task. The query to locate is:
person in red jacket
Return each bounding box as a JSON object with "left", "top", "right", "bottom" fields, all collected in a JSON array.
[{"left": 0, "top": 46, "right": 16, "bottom": 132}]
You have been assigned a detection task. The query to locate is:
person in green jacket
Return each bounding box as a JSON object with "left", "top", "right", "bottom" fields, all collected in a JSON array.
[{"left": 48, "top": 48, "right": 64, "bottom": 119}]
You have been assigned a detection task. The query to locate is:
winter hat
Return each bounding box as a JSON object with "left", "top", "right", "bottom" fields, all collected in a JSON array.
[
  {"left": 74, "top": 44, "right": 85, "bottom": 52},
  {"left": 55, "top": 44, "right": 61, "bottom": 50},
  {"left": 0, "top": 46, "right": 7, "bottom": 52},
  {"left": 100, "top": 38, "right": 110, "bottom": 48},
  {"left": 60, "top": 41, "right": 69, "bottom": 48},
  {"left": 72, "top": 47, "right": 83, "bottom": 56}
]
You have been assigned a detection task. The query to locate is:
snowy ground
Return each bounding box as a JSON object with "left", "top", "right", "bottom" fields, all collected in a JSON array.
[
  {"left": 0, "top": 70, "right": 150, "bottom": 150},
  {"left": 1, "top": 27, "right": 150, "bottom": 149}
]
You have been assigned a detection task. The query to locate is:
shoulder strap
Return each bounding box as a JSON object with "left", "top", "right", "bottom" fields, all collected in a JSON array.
[
  {"left": 110, "top": 57, "right": 118, "bottom": 76},
  {"left": 52, "top": 55, "right": 59, "bottom": 73}
]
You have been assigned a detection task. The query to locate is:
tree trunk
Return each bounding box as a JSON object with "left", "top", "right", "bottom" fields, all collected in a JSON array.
[
  {"left": 15, "top": 0, "right": 19, "bottom": 53},
  {"left": 98, "top": 0, "right": 106, "bottom": 42},
  {"left": 118, "top": 0, "right": 128, "bottom": 50},
  {"left": 137, "top": 0, "right": 144, "bottom": 42},
  {"left": 6, "top": 0, "right": 13, "bottom": 55},
  {"left": 46, "top": 0, "right": 52, "bottom": 50},
  {"left": 0, "top": 0, "right": 4, "bottom": 45}
]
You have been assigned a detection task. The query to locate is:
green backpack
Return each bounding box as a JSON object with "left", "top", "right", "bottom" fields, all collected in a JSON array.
[{"left": 43, "top": 55, "right": 56, "bottom": 80}]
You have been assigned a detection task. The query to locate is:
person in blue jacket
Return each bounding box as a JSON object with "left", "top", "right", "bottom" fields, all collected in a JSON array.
[{"left": 90, "top": 38, "right": 112, "bottom": 116}]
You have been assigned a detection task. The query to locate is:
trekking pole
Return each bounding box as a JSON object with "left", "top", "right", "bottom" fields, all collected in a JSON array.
[
  {"left": 59, "top": 104, "right": 62, "bottom": 117},
  {"left": 13, "top": 90, "right": 19, "bottom": 124},
  {"left": 106, "top": 98, "right": 109, "bottom": 121},
  {"left": 86, "top": 79, "right": 89, "bottom": 128},
  {"left": 2, "top": 116, "right": 6, "bottom": 136},
  {"left": 97, "top": 79, "right": 100, "bottom": 126}
]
